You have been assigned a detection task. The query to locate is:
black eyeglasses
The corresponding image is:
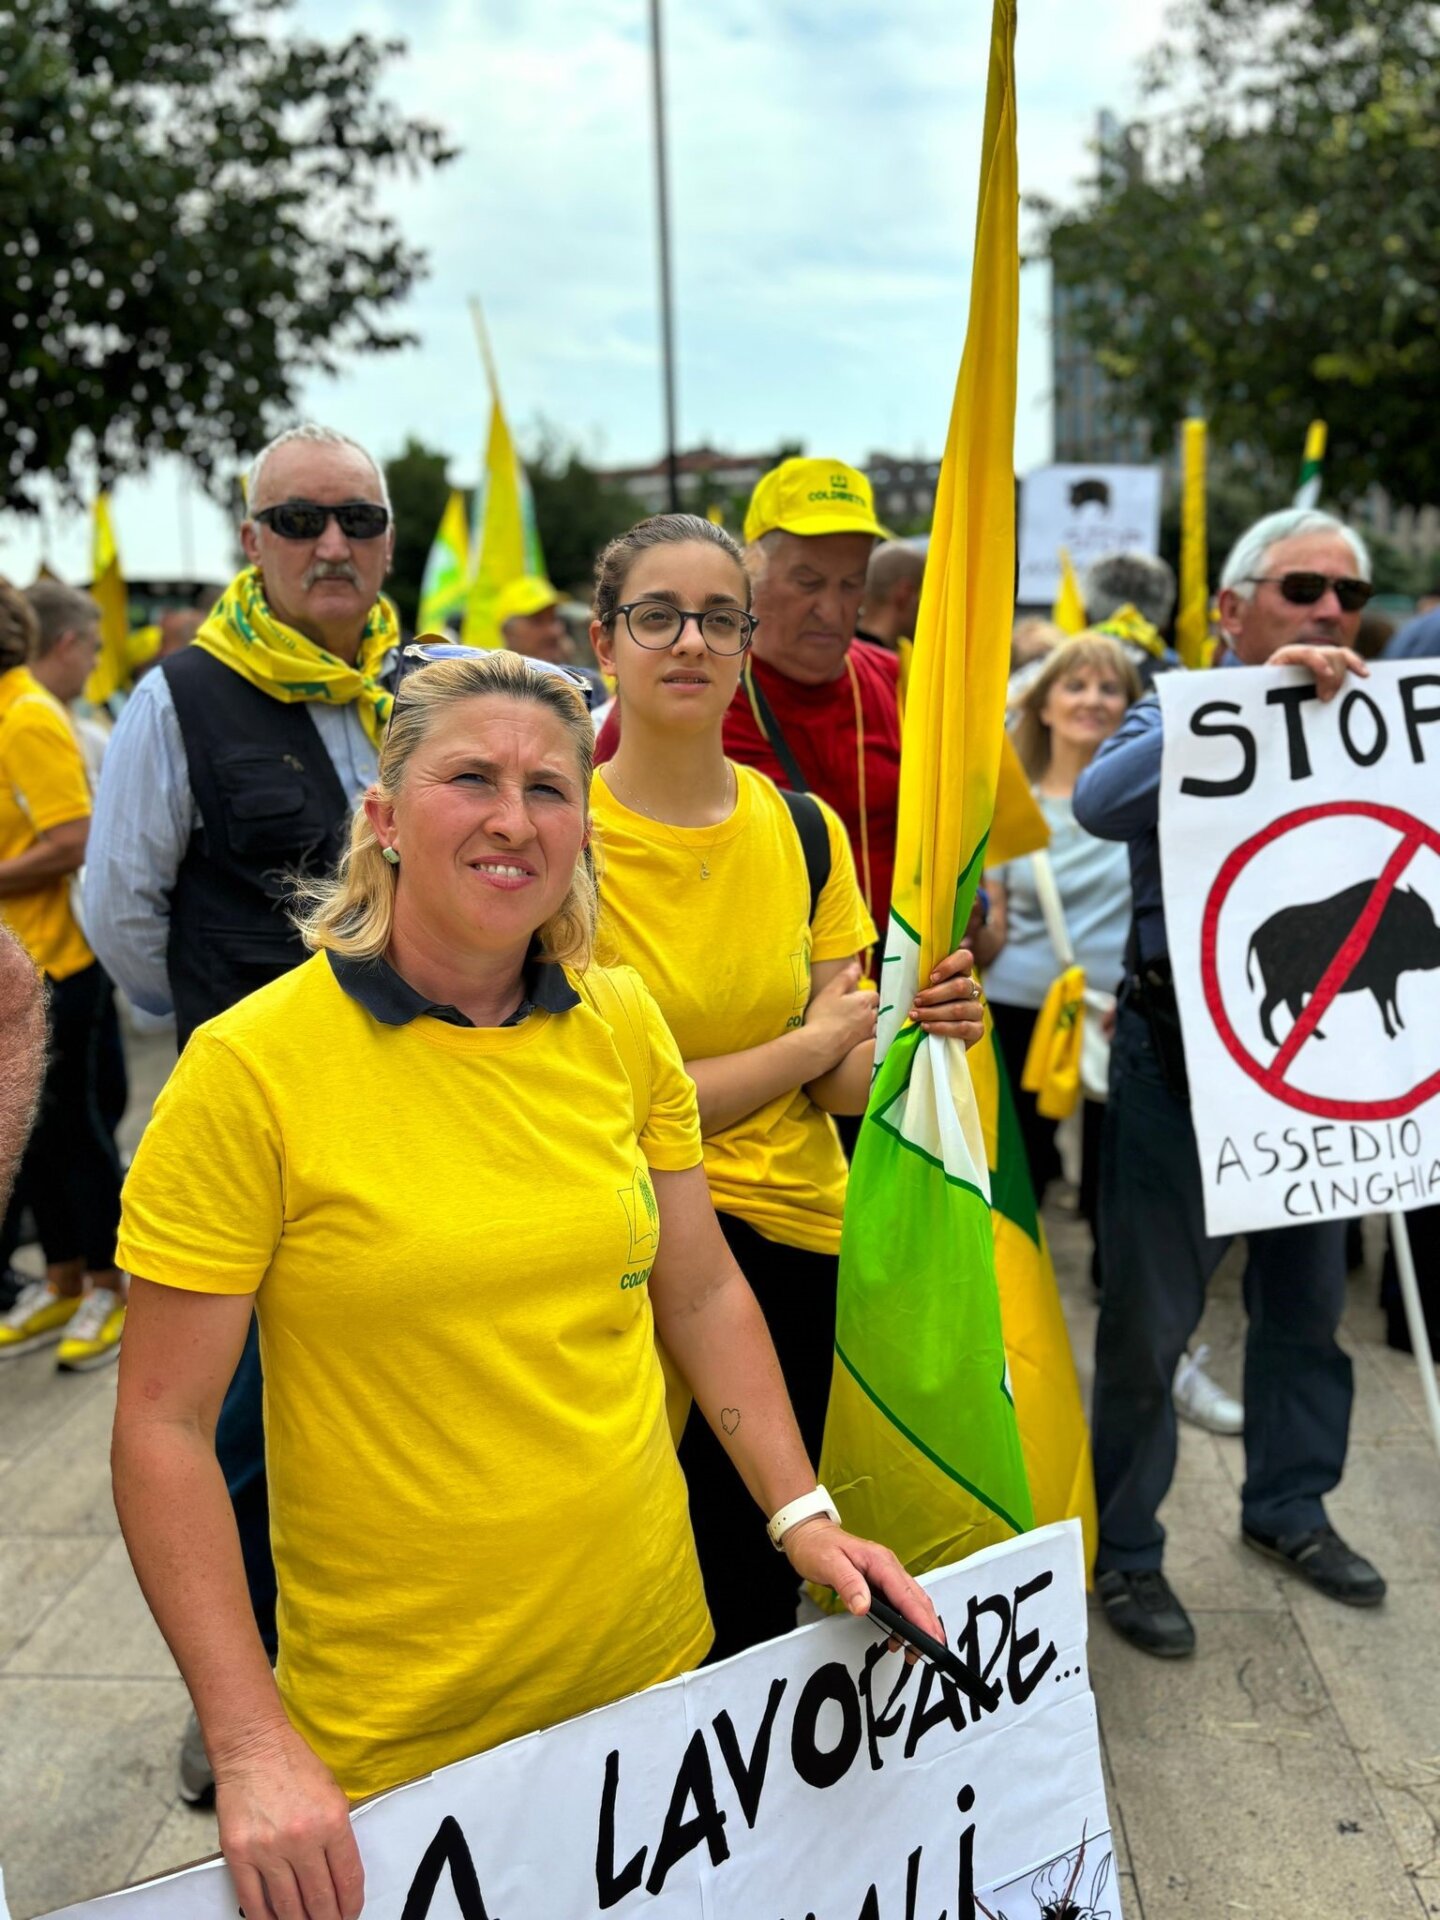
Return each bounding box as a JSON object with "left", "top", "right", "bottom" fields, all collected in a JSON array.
[
  {"left": 614, "top": 601, "right": 756, "bottom": 655},
  {"left": 1242, "top": 571, "right": 1373, "bottom": 613},
  {"left": 254, "top": 499, "right": 391, "bottom": 542}
]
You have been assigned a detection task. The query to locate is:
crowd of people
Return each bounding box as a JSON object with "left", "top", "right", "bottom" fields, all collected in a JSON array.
[{"left": 0, "top": 422, "right": 1434, "bottom": 1918}]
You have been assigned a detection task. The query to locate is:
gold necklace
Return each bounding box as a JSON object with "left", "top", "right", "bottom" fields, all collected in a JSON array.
[{"left": 603, "top": 762, "right": 735, "bottom": 879}]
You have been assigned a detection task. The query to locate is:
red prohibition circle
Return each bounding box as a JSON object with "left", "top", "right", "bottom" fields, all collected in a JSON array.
[{"left": 1200, "top": 800, "right": 1440, "bottom": 1121}]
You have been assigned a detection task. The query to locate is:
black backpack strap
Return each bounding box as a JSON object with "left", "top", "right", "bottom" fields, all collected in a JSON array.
[
  {"left": 780, "top": 787, "right": 832, "bottom": 926},
  {"left": 743, "top": 658, "right": 810, "bottom": 795}
]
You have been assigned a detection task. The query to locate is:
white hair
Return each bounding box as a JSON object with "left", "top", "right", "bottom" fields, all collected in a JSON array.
[
  {"left": 247, "top": 423, "right": 391, "bottom": 516},
  {"left": 1220, "top": 509, "right": 1370, "bottom": 600}
]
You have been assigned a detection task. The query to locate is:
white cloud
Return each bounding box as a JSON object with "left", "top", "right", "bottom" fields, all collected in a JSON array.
[{"left": 0, "top": 0, "right": 1167, "bottom": 584}]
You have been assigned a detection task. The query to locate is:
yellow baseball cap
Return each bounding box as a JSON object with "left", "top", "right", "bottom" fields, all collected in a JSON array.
[
  {"left": 493, "top": 576, "right": 562, "bottom": 628},
  {"left": 742, "top": 457, "right": 890, "bottom": 545}
]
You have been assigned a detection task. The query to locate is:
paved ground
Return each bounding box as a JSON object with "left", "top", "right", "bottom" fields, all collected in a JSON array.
[{"left": 0, "top": 1029, "right": 1436, "bottom": 1918}]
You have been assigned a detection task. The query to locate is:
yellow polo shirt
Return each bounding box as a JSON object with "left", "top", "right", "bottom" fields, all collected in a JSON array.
[
  {"left": 0, "top": 667, "right": 92, "bottom": 980},
  {"left": 117, "top": 951, "right": 711, "bottom": 1799},
  {"left": 593, "top": 763, "right": 875, "bottom": 1254}
]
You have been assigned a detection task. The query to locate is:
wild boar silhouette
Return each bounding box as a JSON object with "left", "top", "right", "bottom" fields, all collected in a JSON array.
[
  {"left": 1069, "top": 477, "right": 1111, "bottom": 512},
  {"left": 1248, "top": 880, "right": 1440, "bottom": 1046}
]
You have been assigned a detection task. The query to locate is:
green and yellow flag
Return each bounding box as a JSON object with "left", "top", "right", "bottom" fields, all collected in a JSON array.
[
  {"left": 462, "top": 303, "right": 547, "bottom": 649},
  {"left": 86, "top": 494, "right": 130, "bottom": 706},
  {"left": 418, "top": 488, "right": 471, "bottom": 635},
  {"left": 1294, "top": 418, "right": 1326, "bottom": 509},
  {"left": 1052, "top": 546, "right": 1087, "bottom": 635},
  {"left": 1176, "top": 418, "right": 1208, "bottom": 669},
  {"left": 821, "top": 0, "right": 1043, "bottom": 1571}
]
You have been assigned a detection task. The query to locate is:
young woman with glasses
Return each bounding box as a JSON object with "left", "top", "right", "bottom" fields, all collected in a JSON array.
[
  {"left": 588, "top": 514, "right": 985, "bottom": 1659},
  {"left": 112, "top": 648, "right": 940, "bottom": 1919}
]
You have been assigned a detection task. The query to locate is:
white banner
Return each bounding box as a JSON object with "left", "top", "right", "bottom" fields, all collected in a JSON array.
[
  {"left": 37, "top": 1523, "right": 1118, "bottom": 1920},
  {"left": 1017, "top": 464, "right": 1162, "bottom": 604},
  {"left": 1159, "top": 661, "right": 1440, "bottom": 1236}
]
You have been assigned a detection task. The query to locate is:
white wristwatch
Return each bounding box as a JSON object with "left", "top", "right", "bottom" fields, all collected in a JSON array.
[{"left": 766, "top": 1484, "right": 841, "bottom": 1551}]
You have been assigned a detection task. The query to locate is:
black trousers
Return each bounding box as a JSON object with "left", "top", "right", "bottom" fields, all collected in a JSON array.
[
  {"left": 0, "top": 961, "right": 123, "bottom": 1271},
  {"left": 679, "top": 1211, "right": 837, "bottom": 1661},
  {"left": 1093, "top": 1006, "right": 1352, "bottom": 1569},
  {"left": 988, "top": 997, "right": 1104, "bottom": 1276}
]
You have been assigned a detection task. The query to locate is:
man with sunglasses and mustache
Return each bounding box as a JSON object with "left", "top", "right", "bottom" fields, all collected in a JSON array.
[
  {"left": 85, "top": 420, "right": 398, "bottom": 1802},
  {"left": 1074, "top": 507, "right": 1385, "bottom": 1661}
]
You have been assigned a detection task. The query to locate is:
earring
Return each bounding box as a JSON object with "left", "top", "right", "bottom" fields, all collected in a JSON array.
[{"left": 382, "top": 846, "right": 400, "bottom": 866}]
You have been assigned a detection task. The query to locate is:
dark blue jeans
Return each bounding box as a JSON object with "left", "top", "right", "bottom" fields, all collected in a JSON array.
[
  {"left": 1092, "top": 1004, "right": 1353, "bottom": 1573},
  {"left": 216, "top": 1315, "right": 276, "bottom": 1660}
]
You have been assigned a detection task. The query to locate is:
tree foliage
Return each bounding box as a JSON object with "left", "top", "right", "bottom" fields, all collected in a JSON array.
[
  {"left": 1035, "top": 0, "right": 1440, "bottom": 505},
  {"left": 1, "top": 0, "right": 455, "bottom": 513},
  {"left": 384, "top": 438, "right": 451, "bottom": 631},
  {"left": 525, "top": 430, "right": 648, "bottom": 596}
]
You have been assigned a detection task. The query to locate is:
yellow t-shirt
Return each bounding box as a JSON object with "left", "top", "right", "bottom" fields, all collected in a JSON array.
[
  {"left": 117, "top": 951, "right": 711, "bottom": 1800},
  {"left": 0, "top": 667, "right": 92, "bottom": 980},
  {"left": 593, "top": 762, "right": 876, "bottom": 1254}
]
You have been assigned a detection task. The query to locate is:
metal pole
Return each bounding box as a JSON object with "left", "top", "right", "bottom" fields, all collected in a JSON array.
[
  {"left": 1388, "top": 1210, "right": 1440, "bottom": 1467},
  {"left": 649, "top": 0, "right": 680, "bottom": 513}
]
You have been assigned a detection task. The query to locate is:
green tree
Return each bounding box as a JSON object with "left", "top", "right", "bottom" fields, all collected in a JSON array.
[
  {"left": 1035, "top": 0, "right": 1440, "bottom": 506},
  {"left": 524, "top": 430, "right": 648, "bottom": 596},
  {"left": 1, "top": 0, "right": 455, "bottom": 512},
  {"left": 384, "top": 439, "right": 452, "bottom": 631}
]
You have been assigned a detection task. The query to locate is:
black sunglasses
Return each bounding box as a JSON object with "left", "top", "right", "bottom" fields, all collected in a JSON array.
[
  {"left": 254, "top": 499, "right": 391, "bottom": 542},
  {"left": 1242, "top": 571, "right": 1373, "bottom": 613}
]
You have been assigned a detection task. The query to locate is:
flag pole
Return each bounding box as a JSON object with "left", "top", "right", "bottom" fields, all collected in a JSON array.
[
  {"left": 1388, "top": 1211, "right": 1440, "bottom": 1465},
  {"left": 468, "top": 296, "right": 501, "bottom": 404},
  {"left": 648, "top": 0, "right": 681, "bottom": 514}
]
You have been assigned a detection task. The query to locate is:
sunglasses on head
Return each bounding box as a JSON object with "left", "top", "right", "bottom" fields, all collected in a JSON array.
[
  {"left": 1243, "top": 571, "right": 1373, "bottom": 613},
  {"left": 384, "top": 643, "right": 596, "bottom": 742},
  {"left": 254, "top": 499, "right": 391, "bottom": 542}
]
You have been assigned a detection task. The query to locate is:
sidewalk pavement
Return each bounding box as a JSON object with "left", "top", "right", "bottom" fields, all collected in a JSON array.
[{"left": 0, "top": 1031, "right": 1436, "bottom": 1918}]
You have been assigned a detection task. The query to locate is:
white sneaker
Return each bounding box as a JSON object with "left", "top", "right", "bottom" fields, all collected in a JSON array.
[{"left": 1174, "top": 1345, "right": 1243, "bottom": 1435}]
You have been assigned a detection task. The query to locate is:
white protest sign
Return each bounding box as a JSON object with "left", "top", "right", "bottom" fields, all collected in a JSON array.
[
  {"left": 1159, "top": 661, "right": 1440, "bottom": 1237},
  {"left": 1016, "top": 465, "right": 1162, "bottom": 604},
  {"left": 38, "top": 1522, "right": 1118, "bottom": 1920}
]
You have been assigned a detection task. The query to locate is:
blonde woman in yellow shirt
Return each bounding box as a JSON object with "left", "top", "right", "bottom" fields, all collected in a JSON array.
[
  {"left": 590, "top": 515, "right": 984, "bottom": 1659},
  {"left": 112, "top": 648, "right": 940, "bottom": 1920}
]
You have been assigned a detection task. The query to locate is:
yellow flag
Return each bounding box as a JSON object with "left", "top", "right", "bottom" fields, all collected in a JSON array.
[
  {"left": 820, "top": 0, "right": 1097, "bottom": 1582},
  {"left": 988, "top": 730, "right": 1049, "bottom": 867},
  {"left": 86, "top": 495, "right": 130, "bottom": 705},
  {"left": 1175, "top": 419, "right": 1208, "bottom": 669},
  {"left": 418, "top": 489, "right": 471, "bottom": 635},
  {"left": 462, "top": 395, "right": 527, "bottom": 651},
  {"left": 1051, "top": 546, "right": 1087, "bottom": 635},
  {"left": 1294, "top": 418, "right": 1327, "bottom": 509}
]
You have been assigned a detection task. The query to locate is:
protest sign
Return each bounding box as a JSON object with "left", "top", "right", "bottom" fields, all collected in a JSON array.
[
  {"left": 1158, "top": 662, "right": 1440, "bottom": 1236},
  {"left": 1016, "top": 465, "right": 1162, "bottom": 605},
  {"left": 37, "top": 1522, "right": 1117, "bottom": 1920}
]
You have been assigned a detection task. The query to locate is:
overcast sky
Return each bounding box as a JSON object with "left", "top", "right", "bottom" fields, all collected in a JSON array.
[{"left": 0, "top": 0, "right": 1167, "bottom": 586}]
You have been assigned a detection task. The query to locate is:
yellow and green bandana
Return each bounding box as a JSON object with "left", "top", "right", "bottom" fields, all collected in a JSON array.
[
  {"left": 193, "top": 568, "right": 398, "bottom": 746},
  {"left": 1091, "top": 602, "right": 1168, "bottom": 662}
]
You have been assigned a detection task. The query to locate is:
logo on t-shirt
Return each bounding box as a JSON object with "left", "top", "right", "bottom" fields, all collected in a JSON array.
[
  {"left": 787, "top": 944, "right": 812, "bottom": 1029},
  {"left": 617, "top": 1165, "right": 660, "bottom": 1268}
]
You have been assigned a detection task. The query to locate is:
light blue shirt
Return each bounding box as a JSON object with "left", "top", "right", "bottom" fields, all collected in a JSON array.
[
  {"left": 84, "top": 667, "right": 381, "bottom": 1017},
  {"left": 984, "top": 792, "right": 1132, "bottom": 1010}
]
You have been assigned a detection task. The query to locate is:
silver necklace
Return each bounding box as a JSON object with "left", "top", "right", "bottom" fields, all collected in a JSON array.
[{"left": 604, "top": 763, "right": 734, "bottom": 879}]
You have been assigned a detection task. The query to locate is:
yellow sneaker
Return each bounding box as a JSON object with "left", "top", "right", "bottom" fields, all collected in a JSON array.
[
  {"left": 55, "top": 1289, "right": 126, "bottom": 1372},
  {"left": 0, "top": 1281, "right": 81, "bottom": 1359}
]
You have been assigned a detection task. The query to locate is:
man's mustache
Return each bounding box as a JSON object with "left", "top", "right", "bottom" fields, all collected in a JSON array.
[{"left": 303, "top": 561, "right": 361, "bottom": 590}]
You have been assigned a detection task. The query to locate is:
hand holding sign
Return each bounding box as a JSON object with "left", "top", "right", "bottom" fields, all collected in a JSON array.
[
  {"left": 779, "top": 1514, "right": 941, "bottom": 1637},
  {"left": 1266, "top": 642, "right": 1367, "bottom": 698},
  {"left": 213, "top": 1717, "right": 363, "bottom": 1920}
]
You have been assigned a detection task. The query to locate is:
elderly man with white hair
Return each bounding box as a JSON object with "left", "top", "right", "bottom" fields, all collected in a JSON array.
[
  {"left": 1073, "top": 507, "right": 1385, "bottom": 1660},
  {"left": 85, "top": 421, "right": 398, "bottom": 1803}
]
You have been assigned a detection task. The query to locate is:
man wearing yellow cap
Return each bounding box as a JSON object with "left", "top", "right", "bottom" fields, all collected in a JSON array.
[
  {"left": 725, "top": 458, "right": 901, "bottom": 937},
  {"left": 495, "top": 575, "right": 605, "bottom": 706}
]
